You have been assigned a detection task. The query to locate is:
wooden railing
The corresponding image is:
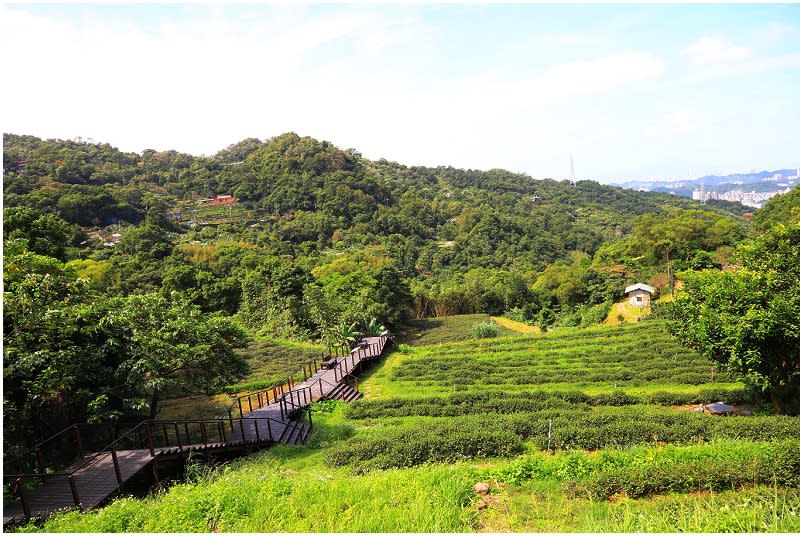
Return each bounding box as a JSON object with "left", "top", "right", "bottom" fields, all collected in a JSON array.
[{"left": 4, "top": 415, "right": 288, "bottom": 518}]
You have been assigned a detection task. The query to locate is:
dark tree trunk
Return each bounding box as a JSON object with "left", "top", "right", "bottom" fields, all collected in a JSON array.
[{"left": 149, "top": 389, "right": 159, "bottom": 420}]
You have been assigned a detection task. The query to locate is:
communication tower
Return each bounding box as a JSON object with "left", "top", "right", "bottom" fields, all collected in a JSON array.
[{"left": 569, "top": 154, "right": 576, "bottom": 187}]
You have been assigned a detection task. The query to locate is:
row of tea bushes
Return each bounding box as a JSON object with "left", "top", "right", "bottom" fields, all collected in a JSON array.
[
  {"left": 345, "top": 388, "right": 753, "bottom": 419},
  {"left": 567, "top": 440, "right": 800, "bottom": 499},
  {"left": 327, "top": 409, "right": 800, "bottom": 469},
  {"left": 479, "top": 440, "right": 800, "bottom": 499}
]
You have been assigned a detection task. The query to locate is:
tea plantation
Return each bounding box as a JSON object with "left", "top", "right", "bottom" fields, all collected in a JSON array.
[{"left": 22, "top": 319, "right": 800, "bottom": 532}]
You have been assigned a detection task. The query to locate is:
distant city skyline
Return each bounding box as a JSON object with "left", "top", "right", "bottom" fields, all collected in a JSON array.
[{"left": 1, "top": 4, "right": 798, "bottom": 184}]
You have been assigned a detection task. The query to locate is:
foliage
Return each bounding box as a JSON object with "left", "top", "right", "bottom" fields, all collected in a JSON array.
[
  {"left": 472, "top": 321, "right": 500, "bottom": 339},
  {"left": 3, "top": 207, "right": 75, "bottom": 260},
  {"left": 323, "top": 408, "right": 800, "bottom": 468},
  {"left": 566, "top": 440, "right": 800, "bottom": 499},
  {"left": 326, "top": 420, "right": 524, "bottom": 470},
  {"left": 667, "top": 222, "right": 800, "bottom": 414},
  {"left": 24, "top": 453, "right": 478, "bottom": 532},
  {"left": 751, "top": 184, "right": 800, "bottom": 234},
  {"left": 114, "top": 293, "right": 250, "bottom": 418},
  {"left": 344, "top": 388, "right": 752, "bottom": 419},
  {"left": 3, "top": 241, "right": 250, "bottom": 453}
]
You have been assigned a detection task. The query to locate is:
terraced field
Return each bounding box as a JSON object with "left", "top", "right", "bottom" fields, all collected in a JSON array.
[
  {"left": 24, "top": 317, "right": 800, "bottom": 532},
  {"left": 371, "top": 321, "right": 743, "bottom": 399}
]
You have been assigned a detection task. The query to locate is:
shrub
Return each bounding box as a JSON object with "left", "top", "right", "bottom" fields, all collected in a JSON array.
[
  {"left": 504, "top": 307, "right": 528, "bottom": 323},
  {"left": 326, "top": 421, "right": 523, "bottom": 470},
  {"left": 566, "top": 440, "right": 800, "bottom": 500},
  {"left": 472, "top": 321, "right": 500, "bottom": 339},
  {"left": 581, "top": 302, "right": 612, "bottom": 327}
]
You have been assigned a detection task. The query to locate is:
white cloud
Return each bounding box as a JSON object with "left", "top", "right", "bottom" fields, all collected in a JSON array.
[
  {"left": 682, "top": 35, "right": 753, "bottom": 65},
  {"left": 764, "top": 21, "right": 797, "bottom": 38},
  {"left": 664, "top": 108, "right": 697, "bottom": 135}
]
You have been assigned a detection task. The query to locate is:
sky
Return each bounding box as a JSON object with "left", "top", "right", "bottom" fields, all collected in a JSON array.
[{"left": 1, "top": 3, "right": 799, "bottom": 183}]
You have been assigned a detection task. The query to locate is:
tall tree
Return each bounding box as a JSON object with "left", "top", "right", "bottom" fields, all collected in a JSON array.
[
  {"left": 667, "top": 222, "right": 800, "bottom": 414},
  {"left": 114, "top": 293, "right": 250, "bottom": 418}
]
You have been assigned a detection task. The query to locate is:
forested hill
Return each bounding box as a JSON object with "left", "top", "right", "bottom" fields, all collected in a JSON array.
[
  {"left": 3, "top": 132, "right": 746, "bottom": 271},
  {"left": 5, "top": 130, "right": 757, "bottom": 325}
]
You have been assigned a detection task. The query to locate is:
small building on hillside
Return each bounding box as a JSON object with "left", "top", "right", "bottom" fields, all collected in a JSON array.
[{"left": 625, "top": 283, "right": 656, "bottom": 307}]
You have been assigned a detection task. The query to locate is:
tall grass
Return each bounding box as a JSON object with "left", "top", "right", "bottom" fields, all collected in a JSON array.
[{"left": 27, "top": 452, "right": 477, "bottom": 533}]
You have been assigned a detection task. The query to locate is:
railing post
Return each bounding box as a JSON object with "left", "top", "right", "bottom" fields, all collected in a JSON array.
[
  {"left": 146, "top": 422, "right": 155, "bottom": 456},
  {"left": 111, "top": 448, "right": 123, "bottom": 484},
  {"left": 200, "top": 422, "right": 208, "bottom": 446},
  {"left": 220, "top": 420, "right": 228, "bottom": 444},
  {"left": 162, "top": 425, "right": 169, "bottom": 446},
  {"left": 257, "top": 392, "right": 263, "bottom": 408},
  {"left": 16, "top": 476, "right": 31, "bottom": 519},
  {"left": 239, "top": 418, "right": 246, "bottom": 443},
  {"left": 35, "top": 448, "right": 46, "bottom": 483},
  {"left": 173, "top": 422, "right": 182, "bottom": 449},
  {"left": 68, "top": 475, "right": 81, "bottom": 509},
  {"left": 254, "top": 420, "right": 261, "bottom": 443},
  {"left": 303, "top": 366, "right": 308, "bottom": 381},
  {"left": 228, "top": 410, "right": 234, "bottom": 432},
  {"left": 184, "top": 423, "right": 190, "bottom": 444},
  {"left": 238, "top": 398, "right": 244, "bottom": 418},
  {"left": 74, "top": 425, "right": 85, "bottom": 459},
  {"left": 280, "top": 399, "right": 285, "bottom": 421},
  {"left": 266, "top": 419, "right": 273, "bottom": 442},
  {"left": 248, "top": 396, "right": 253, "bottom": 413},
  {"left": 318, "top": 378, "right": 323, "bottom": 398}
]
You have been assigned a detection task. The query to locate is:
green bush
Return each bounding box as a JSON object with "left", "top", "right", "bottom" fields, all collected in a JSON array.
[
  {"left": 567, "top": 440, "right": 800, "bottom": 499},
  {"left": 326, "top": 420, "right": 524, "bottom": 470},
  {"left": 504, "top": 307, "right": 528, "bottom": 323},
  {"left": 472, "top": 321, "right": 500, "bottom": 339},
  {"left": 581, "top": 302, "right": 612, "bottom": 327}
]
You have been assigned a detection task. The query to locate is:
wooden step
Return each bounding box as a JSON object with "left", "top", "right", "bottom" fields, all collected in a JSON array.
[{"left": 325, "top": 383, "right": 362, "bottom": 403}]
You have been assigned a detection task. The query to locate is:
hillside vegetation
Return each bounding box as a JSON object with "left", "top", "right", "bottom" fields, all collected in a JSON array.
[
  {"left": 22, "top": 318, "right": 800, "bottom": 532},
  {"left": 4, "top": 132, "right": 762, "bottom": 450},
  {"left": 4, "top": 132, "right": 799, "bottom": 532}
]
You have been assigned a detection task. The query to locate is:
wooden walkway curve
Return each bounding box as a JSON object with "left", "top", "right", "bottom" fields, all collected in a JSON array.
[{"left": 3, "top": 333, "right": 390, "bottom": 526}]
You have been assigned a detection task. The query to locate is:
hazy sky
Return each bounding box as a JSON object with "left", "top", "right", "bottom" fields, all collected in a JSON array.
[{"left": 2, "top": 3, "right": 798, "bottom": 183}]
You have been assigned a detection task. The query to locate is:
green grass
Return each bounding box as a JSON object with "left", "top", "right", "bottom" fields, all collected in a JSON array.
[
  {"left": 394, "top": 314, "right": 514, "bottom": 346},
  {"left": 229, "top": 337, "right": 325, "bottom": 391},
  {"left": 483, "top": 483, "right": 800, "bottom": 532},
  {"left": 158, "top": 337, "right": 324, "bottom": 420}
]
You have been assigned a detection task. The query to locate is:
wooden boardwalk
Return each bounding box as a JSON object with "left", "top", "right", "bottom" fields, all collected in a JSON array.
[{"left": 4, "top": 334, "right": 390, "bottom": 525}]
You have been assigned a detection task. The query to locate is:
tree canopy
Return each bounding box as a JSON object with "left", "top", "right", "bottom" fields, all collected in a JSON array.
[{"left": 666, "top": 222, "right": 800, "bottom": 414}]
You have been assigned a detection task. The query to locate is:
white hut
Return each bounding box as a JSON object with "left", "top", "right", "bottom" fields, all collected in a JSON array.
[{"left": 624, "top": 283, "right": 656, "bottom": 307}]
